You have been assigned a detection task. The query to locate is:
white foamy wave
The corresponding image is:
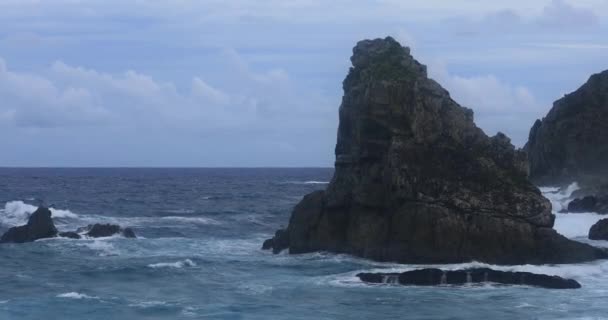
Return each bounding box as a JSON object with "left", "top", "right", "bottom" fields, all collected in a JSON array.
[
  {"left": 0, "top": 201, "right": 78, "bottom": 226},
  {"left": 540, "top": 182, "right": 580, "bottom": 213},
  {"left": 56, "top": 292, "right": 97, "bottom": 299},
  {"left": 148, "top": 259, "right": 197, "bottom": 269},
  {"left": 284, "top": 181, "right": 329, "bottom": 185},
  {"left": 554, "top": 212, "right": 606, "bottom": 239},
  {"left": 160, "top": 216, "right": 220, "bottom": 225},
  {"left": 129, "top": 300, "right": 169, "bottom": 308},
  {"left": 79, "top": 240, "right": 120, "bottom": 257}
]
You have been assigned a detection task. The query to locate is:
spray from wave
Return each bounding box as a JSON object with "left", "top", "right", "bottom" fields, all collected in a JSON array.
[
  {"left": 538, "top": 183, "right": 606, "bottom": 239},
  {"left": 0, "top": 201, "right": 78, "bottom": 226}
]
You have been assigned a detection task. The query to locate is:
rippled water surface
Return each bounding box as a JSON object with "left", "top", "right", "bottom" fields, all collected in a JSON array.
[{"left": 1, "top": 168, "right": 607, "bottom": 319}]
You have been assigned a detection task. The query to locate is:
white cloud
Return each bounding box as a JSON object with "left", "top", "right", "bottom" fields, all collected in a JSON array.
[
  {"left": 427, "top": 61, "right": 543, "bottom": 146},
  {"left": 538, "top": 0, "right": 599, "bottom": 28},
  {"left": 0, "top": 50, "right": 334, "bottom": 133}
]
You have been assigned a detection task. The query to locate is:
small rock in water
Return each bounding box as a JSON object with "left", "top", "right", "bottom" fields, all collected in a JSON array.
[
  {"left": 58, "top": 231, "right": 81, "bottom": 239},
  {"left": 357, "top": 268, "right": 581, "bottom": 289},
  {"left": 0, "top": 207, "right": 58, "bottom": 243},
  {"left": 589, "top": 219, "right": 608, "bottom": 240},
  {"left": 78, "top": 224, "right": 137, "bottom": 238}
]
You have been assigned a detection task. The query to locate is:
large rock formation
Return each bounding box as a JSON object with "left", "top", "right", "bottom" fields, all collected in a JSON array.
[
  {"left": 525, "top": 70, "right": 608, "bottom": 186},
  {"left": 0, "top": 207, "right": 58, "bottom": 243},
  {"left": 264, "top": 37, "right": 607, "bottom": 264},
  {"left": 357, "top": 268, "right": 581, "bottom": 289}
]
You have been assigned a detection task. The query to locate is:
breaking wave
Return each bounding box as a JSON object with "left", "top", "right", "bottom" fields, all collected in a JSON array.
[
  {"left": 0, "top": 201, "right": 78, "bottom": 226},
  {"left": 148, "top": 259, "right": 197, "bottom": 269},
  {"left": 284, "top": 181, "right": 329, "bottom": 185},
  {"left": 56, "top": 292, "right": 98, "bottom": 300}
]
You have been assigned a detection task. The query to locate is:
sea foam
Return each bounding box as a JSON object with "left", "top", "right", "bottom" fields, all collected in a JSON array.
[
  {"left": 0, "top": 201, "right": 78, "bottom": 226},
  {"left": 148, "top": 259, "right": 197, "bottom": 269},
  {"left": 56, "top": 292, "right": 97, "bottom": 299}
]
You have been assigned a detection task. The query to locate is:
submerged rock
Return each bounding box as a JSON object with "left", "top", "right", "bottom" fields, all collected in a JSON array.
[
  {"left": 77, "top": 224, "right": 136, "bottom": 238},
  {"left": 263, "top": 37, "right": 606, "bottom": 264},
  {"left": 357, "top": 268, "right": 581, "bottom": 289},
  {"left": 589, "top": 219, "right": 608, "bottom": 240},
  {"left": 0, "top": 207, "right": 58, "bottom": 243},
  {"left": 525, "top": 70, "right": 608, "bottom": 187}
]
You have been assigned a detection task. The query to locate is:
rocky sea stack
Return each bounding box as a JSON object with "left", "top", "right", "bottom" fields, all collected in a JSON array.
[
  {"left": 263, "top": 37, "right": 606, "bottom": 264},
  {"left": 525, "top": 70, "right": 608, "bottom": 187}
]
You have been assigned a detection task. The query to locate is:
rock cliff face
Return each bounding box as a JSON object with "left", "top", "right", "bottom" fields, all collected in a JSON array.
[
  {"left": 525, "top": 70, "right": 608, "bottom": 186},
  {"left": 264, "top": 37, "right": 606, "bottom": 264}
]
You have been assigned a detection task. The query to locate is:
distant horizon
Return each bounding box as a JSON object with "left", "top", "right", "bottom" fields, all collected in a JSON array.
[{"left": 0, "top": 166, "right": 334, "bottom": 169}]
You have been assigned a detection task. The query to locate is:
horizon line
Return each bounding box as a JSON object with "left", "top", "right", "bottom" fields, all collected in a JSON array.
[{"left": 0, "top": 166, "right": 334, "bottom": 169}]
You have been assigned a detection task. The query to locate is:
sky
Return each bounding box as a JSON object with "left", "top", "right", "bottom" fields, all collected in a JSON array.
[{"left": 0, "top": 0, "right": 607, "bottom": 167}]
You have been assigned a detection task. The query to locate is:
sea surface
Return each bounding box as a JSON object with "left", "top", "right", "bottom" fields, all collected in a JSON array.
[{"left": 1, "top": 168, "right": 607, "bottom": 320}]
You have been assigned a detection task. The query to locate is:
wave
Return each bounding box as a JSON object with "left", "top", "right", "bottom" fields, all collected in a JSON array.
[
  {"left": 0, "top": 201, "right": 78, "bottom": 226},
  {"left": 56, "top": 292, "right": 97, "bottom": 300},
  {"left": 554, "top": 212, "right": 606, "bottom": 239},
  {"left": 79, "top": 240, "right": 120, "bottom": 257},
  {"left": 147, "top": 259, "right": 197, "bottom": 269},
  {"left": 163, "top": 209, "right": 196, "bottom": 214},
  {"left": 160, "top": 216, "right": 220, "bottom": 225},
  {"left": 540, "top": 182, "right": 580, "bottom": 213},
  {"left": 283, "top": 181, "right": 329, "bottom": 185}
]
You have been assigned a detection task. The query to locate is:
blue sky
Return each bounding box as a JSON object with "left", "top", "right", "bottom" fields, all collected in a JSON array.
[{"left": 0, "top": 0, "right": 607, "bottom": 167}]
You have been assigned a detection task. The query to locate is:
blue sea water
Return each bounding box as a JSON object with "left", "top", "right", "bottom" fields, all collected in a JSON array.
[{"left": 1, "top": 168, "right": 608, "bottom": 320}]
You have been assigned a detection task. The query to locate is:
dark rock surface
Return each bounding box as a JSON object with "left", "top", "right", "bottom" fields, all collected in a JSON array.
[
  {"left": 263, "top": 37, "right": 606, "bottom": 264},
  {"left": 525, "top": 70, "right": 608, "bottom": 186},
  {"left": 58, "top": 231, "right": 82, "bottom": 239},
  {"left": 0, "top": 207, "right": 58, "bottom": 243},
  {"left": 567, "top": 196, "right": 608, "bottom": 214},
  {"left": 77, "top": 224, "right": 137, "bottom": 238},
  {"left": 357, "top": 268, "right": 581, "bottom": 289},
  {"left": 589, "top": 219, "right": 608, "bottom": 240}
]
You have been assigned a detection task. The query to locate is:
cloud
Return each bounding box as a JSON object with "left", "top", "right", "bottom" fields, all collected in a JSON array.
[
  {"left": 0, "top": 0, "right": 606, "bottom": 166},
  {"left": 0, "top": 58, "right": 109, "bottom": 127},
  {"left": 538, "top": 0, "right": 599, "bottom": 28},
  {"left": 441, "top": 0, "right": 599, "bottom": 35},
  {"left": 427, "top": 61, "right": 543, "bottom": 146},
  {"left": 0, "top": 49, "right": 335, "bottom": 133}
]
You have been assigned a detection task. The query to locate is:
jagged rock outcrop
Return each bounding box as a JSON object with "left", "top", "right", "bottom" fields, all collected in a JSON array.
[
  {"left": 525, "top": 70, "right": 608, "bottom": 187},
  {"left": 357, "top": 268, "right": 581, "bottom": 289},
  {"left": 0, "top": 206, "right": 137, "bottom": 243},
  {"left": 263, "top": 37, "right": 607, "bottom": 264},
  {"left": 0, "top": 207, "right": 58, "bottom": 243},
  {"left": 589, "top": 219, "right": 608, "bottom": 240}
]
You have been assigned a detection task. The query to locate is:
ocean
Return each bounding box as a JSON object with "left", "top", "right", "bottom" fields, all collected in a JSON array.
[{"left": 0, "top": 168, "right": 607, "bottom": 319}]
